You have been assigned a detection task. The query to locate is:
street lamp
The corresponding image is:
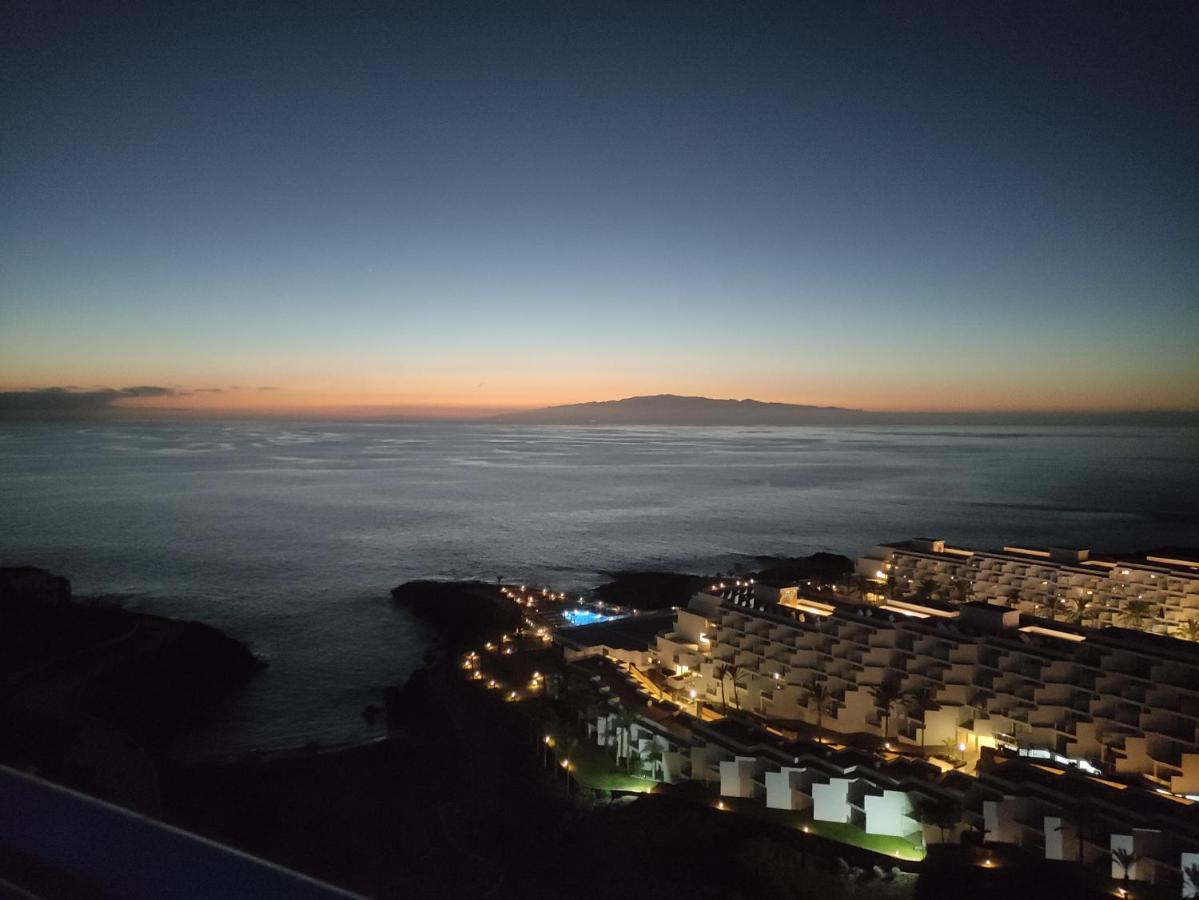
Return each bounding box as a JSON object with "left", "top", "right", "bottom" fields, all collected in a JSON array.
[{"left": 689, "top": 688, "right": 700, "bottom": 717}]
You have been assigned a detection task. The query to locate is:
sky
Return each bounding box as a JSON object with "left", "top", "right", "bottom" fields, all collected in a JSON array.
[{"left": 1, "top": 1, "right": 1197, "bottom": 416}]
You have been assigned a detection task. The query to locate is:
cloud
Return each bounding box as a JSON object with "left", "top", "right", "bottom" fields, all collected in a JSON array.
[
  {"left": 193, "top": 387, "right": 224, "bottom": 393},
  {"left": 257, "top": 386, "right": 278, "bottom": 391},
  {"left": 119, "top": 386, "right": 175, "bottom": 398},
  {"left": 0, "top": 386, "right": 178, "bottom": 419}
]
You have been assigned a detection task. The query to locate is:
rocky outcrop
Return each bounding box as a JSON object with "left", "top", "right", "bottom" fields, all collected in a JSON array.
[
  {"left": 0, "top": 566, "right": 71, "bottom": 606},
  {"left": 391, "top": 580, "right": 521, "bottom": 651},
  {"left": 0, "top": 566, "right": 262, "bottom": 810}
]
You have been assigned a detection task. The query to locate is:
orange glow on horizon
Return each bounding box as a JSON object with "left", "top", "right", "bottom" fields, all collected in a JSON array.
[{"left": 103, "top": 383, "right": 1199, "bottom": 417}]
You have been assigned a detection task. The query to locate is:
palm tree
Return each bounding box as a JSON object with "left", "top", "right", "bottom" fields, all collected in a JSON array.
[
  {"left": 612, "top": 705, "right": 639, "bottom": 771},
  {"left": 914, "top": 578, "right": 939, "bottom": 602},
  {"left": 1176, "top": 617, "right": 1199, "bottom": 642},
  {"left": 731, "top": 663, "right": 746, "bottom": 710},
  {"left": 1038, "top": 593, "right": 1063, "bottom": 622},
  {"left": 642, "top": 746, "right": 663, "bottom": 780},
  {"left": 1110, "top": 846, "right": 1138, "bottom": 882},
  {"left": 557, "top": 734, "right": 580, "bottom": 786},
  {"left": 871, "top": 681, "right": 902, "bottom": 741},
  {"left": 1069, "top": 594, "right": 1096, "bottom": 626},
  {"left": 905, "top": 687, "right": 936, "bottom": 752},
  {"left": 1183, "top": 862, "right": 1199, "bottom": 896},
  {"left": 1120, "top": 599, "right": 1154, "bottom": 630},
  {"left": 911, "top": 795, "right": 961, "bottom": 844},
  {"left": 711, "top": 663, "right": 731, "bottom": 713},
  {"left": 947, "top": 579, "right": 972, "bottom": 604},
  {"left": 1053, "top": 807, "right": 1091, "bottom": 863},
  {"left": 1003, "top": 587, "right": 1023, "bottom": 609},
  {"left": 803, "top": 681, "right": 829, "bottom": 744},
  {"left": 844, "top": 574, "right": 866, "bottom": 601}
]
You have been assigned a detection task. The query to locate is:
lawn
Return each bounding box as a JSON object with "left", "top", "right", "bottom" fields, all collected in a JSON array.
[
  {"left": 565, "top": 738, "right": 658, "bottom": 793},
  {"left": 733, "top": 801, "right": 926, "bottom": 861}
]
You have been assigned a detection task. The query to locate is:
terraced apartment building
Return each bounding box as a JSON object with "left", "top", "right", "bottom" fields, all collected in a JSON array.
[
  {"left": 855, "top": 538, "right": 1199, "bottom": 637},
  {"left": 654, "top": 585, "right": 1199, "bottom": 794},
  {"left": 629, "top": 584, "right": 1199, "bottom": 889}
]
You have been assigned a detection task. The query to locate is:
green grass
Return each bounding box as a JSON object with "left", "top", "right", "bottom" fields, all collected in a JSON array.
[
  {"left": 734, "top": 802, "right": 926, "bottom": 861},
  {"left": 564, "top": 738, "right": 658, "bottom": 793},
  {"left": 807, "top": 820, "right": 925, "bottom": 861}
]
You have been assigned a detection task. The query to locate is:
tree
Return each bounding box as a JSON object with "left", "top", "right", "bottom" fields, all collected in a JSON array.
[
  {"left": 612, "top": 704, "right": 639, "bottom": 771},
  {"left": 1183, "top": 862, "right": 1199, "bottom": 896},
  {"left": 1003, "top": 587, "right": 1023, "bottom": 609},
  {"left": 914, "top": 578, "right": 939, "bottom": 602},
  {"left": 1120, "top": 599, "right": 1154, "bottom": 630},
  {"left": 803, "top": 681, "right": 829, "bottom": 744},
  {"left": 905, "top": 687, "right": 936, "bottom": 752},
  {"left": 1038, "top": 593, "right": 1063, "bottom": 622},
  {"left": 1110, "top": 846, "right": 1138, "bottom": 882},
  {"left": 947, "top": 579, "right": 972, "bottom": 604},
  {"left": 1053, "top": 806, "right": 1091, "bottom": 863},
  {"left": 714, "top": 662, "right": 742, "bottom": 711},
  {"left": 642, "top": 746, "right": 663, "bottom": 780},
  {"left": 1069, "top": 594, "right": 1096, "bottom": 626},
  {"left": 871, "top": 681, "right": 902, "bottom": 741},
  {"left": 557, "top": 734, "right": 580, "bottom": 786},
  {"left": 711, "top": 663, "right": 730, "bottom": 713},
  {"left": 1176, "top": 617, "right": 1199, "bottom": 642},
  {"left": 911, "top": 795, "right": 961, "bottom": 844},
  {"left": 844, "top": 574, "right": 867, "bottom": 602}
]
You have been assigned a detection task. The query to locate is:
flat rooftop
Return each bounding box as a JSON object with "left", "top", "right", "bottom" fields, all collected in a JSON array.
[{"left": 880, "top": 539, "right": 1199, "bottom": 576}]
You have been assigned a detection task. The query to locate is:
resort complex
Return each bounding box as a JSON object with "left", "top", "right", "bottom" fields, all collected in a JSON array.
[
  {"left": 460, "top": 543, "right": 1199, "bottom": 897},
  {"left": 856, "top": 538, "right": 1199, "bottom": 637}
]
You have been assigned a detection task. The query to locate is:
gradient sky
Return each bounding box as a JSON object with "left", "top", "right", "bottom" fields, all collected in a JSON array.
[{"left": 2, "top": 1, "right": 1197, "bottom": 415}]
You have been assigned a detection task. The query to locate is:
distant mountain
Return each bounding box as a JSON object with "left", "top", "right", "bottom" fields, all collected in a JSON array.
[
  {"left": 492, "top": 394, "right": 866, "bottom": 425},
  {"left": 491, "top": 395, "right": 1199, "bottom": 426}
]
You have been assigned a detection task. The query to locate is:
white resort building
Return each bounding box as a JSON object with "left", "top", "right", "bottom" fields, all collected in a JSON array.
[
  {"left": 856, "top": 538, "right": 1199, "bottom": 636},
  {"left": 620, "top": 578, "right": 1199, "bottom": 889}
]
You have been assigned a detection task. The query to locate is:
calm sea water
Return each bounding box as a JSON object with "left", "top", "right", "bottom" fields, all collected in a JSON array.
[{"left": 2, "top": 421, "right": 1196, "bottom": 755}]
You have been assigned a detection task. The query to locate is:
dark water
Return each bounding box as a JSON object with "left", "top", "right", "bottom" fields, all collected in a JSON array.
[{"left": 1, "top": 421, "right": 1196, "bottom": 755}]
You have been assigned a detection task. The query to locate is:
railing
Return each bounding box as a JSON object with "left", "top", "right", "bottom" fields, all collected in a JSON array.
[{"left": 0, "top": 765, "right": 360, "bottom": 900}]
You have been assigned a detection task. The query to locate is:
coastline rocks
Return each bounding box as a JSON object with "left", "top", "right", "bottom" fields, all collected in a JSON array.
[
  {"left": 592, "top": 572, "right": 707, "bottom": 610},
  {"left": 0, "top": 565, "right": 71, "bottom": 607},
  {"left": 390, "top": 580, "right": 521, "bottom": 651},
  {"left": 0, "top": 566, "right": 262, "bottom": 809},
  {"left": 0, "top": 566, "right": 262, "bottom": 684}
]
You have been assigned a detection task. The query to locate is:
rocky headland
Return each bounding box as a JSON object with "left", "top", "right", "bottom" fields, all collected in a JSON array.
[{"left": 0, "top": 566, "right": 262, "bottom": 810}]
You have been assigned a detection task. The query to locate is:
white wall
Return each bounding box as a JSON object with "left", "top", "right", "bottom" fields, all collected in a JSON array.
[
  {"left": 765, "top": 767, "right": 810, "bottom": 812},
  {"left": 714, "top": 757, "right": 752, "bottom": 800},
  {"left": 1043, "top": 816, "right": 1077, "bottom": 861},
  {"left": 1111, "top": 833, "right": 1137, "bottom": 881},
  {"left": 719, "top": 756, "right": 758, "bottom": 798},
  {"left": 812, "top": 778, "right": 852, "bottom": 824},
  {"left": 864, "top": 790, "right": 915, "bottom": 837}
]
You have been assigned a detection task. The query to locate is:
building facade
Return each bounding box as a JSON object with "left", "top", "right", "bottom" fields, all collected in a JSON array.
[{"left": 857, "top": 539, "right": 1199, "bottom": 637}]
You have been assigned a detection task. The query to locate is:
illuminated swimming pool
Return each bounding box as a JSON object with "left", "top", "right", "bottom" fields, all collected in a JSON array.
[{"left": 562, "top": 608, "right": 614, "bottom": 626}]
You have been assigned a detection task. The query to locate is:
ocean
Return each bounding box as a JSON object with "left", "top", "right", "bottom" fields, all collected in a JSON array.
[{"left": 2, "top": 420, "right": 1196, "bottom": 756}]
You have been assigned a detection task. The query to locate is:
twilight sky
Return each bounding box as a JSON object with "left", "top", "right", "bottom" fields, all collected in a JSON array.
[{"left": 2, "top": 1, "right": 1197, "bottom": 415}]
